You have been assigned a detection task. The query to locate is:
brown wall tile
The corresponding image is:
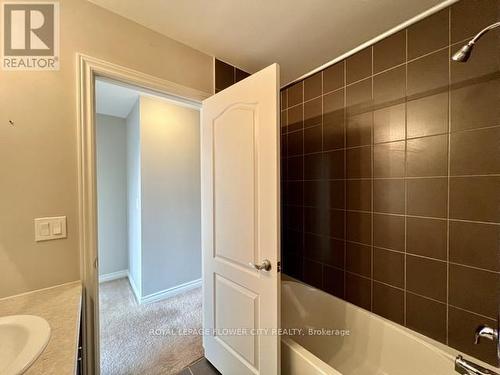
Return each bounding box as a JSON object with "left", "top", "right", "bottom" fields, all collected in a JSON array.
[
  {"left": 346, "top": 146, "right": 372, "bottom": 178},
  {"left": 346, "top": 241, "right": 372, "bottom": 277},
  {"left": 407, "top": 255, "right": 447, "bottom": 302},
  {"left": 304, "top": 72, "right": 322, "bottom": 101},
  {"left": 373, "top": 282, "right": 404, "bottom": 324},
  {"left": 346, "top": 47, "right": 372, "bottom": 84},
  {"left": 305, "top": 232, "right": 328, "bottom": 263},
  {"left": 303, "top": 259, "right": 323, "bottom": 289},
  {"left": 325, "top": 150, "right": 345, "bottom": 179},
  {"left": 324, "top": 238, "right": 345, "bottom": 269},
  {"left": 323, "top": 90, "right": 345, "bottom": 150},
  {"left": 406, "top": 134, "right": 448, "bottom": 177},
  {"left": 373, "top": 248, "right": 404, "bottom": 288},
  {"left": 235, "top": 68, "right": 250, "bottom": 82},
  {"left": 288, "top": 81, "right": 304, "bottom": 107},
  {"left": 373, "top": 66, "right": 406, "bottom": 107},
  {"left": 304, "top": 207, "right": 327, "bottom": 235},
  {"left": 324, "top": 265, "right": 345, "bottom": 298},
  {"left": 323, "top": 62, "right": 344, "bottom": 93},
  {"left": 407, "top": 217, "right": 447, "bottom": 260},
  {"left": 407, "top": 92, "right": 449, "bottom": 138},
  {"left": 346, "top": 179, "right": 372, "bottom": 211},
  {"left": 287, "top": 156, "right": 303, "bottom": 180},
  {"left": 281, "top": 90, "right": 288, "bottom": 110},
  {"left": 406, "top": 293, "right": 447, "bottom": 343},
  {"left": 287, "top": 130, "right": 303, "bottom": 156},
  {"left": 450, "top": 126, "right": 500, "bottom": 176},
  {"left": 288, "top": 104, "right": 303, "bottom": 132},
  {"left": 373, "top": 179, "right": 405, "bottom": 214},
  {"left": 451, "top": 79, "right": 500, "bottom": 132},
  {"left": 407, "top": 49, "right": 449, "bottom": 99},
  {"left": 304, "top": 153, "right": 324, "bottom": 180},
  {"left": 407, "top": 178, "right": 448, "bottom": 218},
  {"left": 373, "top": 103, "right": 406, "bottom": 144},
  {"left": 373, "top": 141, "right": 405, "bottom": 178},
  {"left": 408, "top": 8, "right": 449, "bottom": 60},
  {"left": 373, "top": 30, "right": 406, "bottom": 74},
  {"left": 449, "top": 220, "right": 500, "bottom": 272},
  {"left": 451, "top": 0, "right": 500, "bottom": 43},
  {"left": 281, "top": 108, "right": 288, "bottom": 128},
  {"left": 304, "top": 125, "right": 322, "bottom": 154},
  {"left": 346, "top": 78, "right": 372, "bottom": 114},
  {"left": 449, "top": 263, "right": 498, "bottom": 318},
  {"left": 304, "top": 181, "right": 327, "bottom": 207},
  {"left": 373, "top": 214, "right": 405, "bottom": 251},
  {"left": 215, "top": 59, "right": 234, "bottom": 91},
  {"left": 450, "top": 176, "right": 500, "bottom": 222},
  {"left": 328, "top": 209, "right": 346, "bottom": 239},
  {"left": 328, "top": 181, "right": 345, "bottom": 210},
  {"left": 347, "top": 112, "right": 373, "bottom": 147},
  {"left": 304, "top": 97, "right": 322, "bottom": 128},
  {"left": 346, "top": 211, "right": 372, "bottom": 245},
  {"left": 346, "top": 272, "right": 371, "bottom": 310}
]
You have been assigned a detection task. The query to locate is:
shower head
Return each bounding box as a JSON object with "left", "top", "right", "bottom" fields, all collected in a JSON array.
[
  {"left": 451, "top": 21, "right": 500, "bottom": 63},
  {"left": 452, "top": 42, "right": 474, "bottom": 62}
]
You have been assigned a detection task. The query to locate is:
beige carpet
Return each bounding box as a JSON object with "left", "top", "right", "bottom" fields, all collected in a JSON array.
[{"left": 99, "top": 278, "right": 203, "bottom": 375}]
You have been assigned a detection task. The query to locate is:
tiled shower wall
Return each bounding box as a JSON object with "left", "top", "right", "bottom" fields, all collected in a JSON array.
[
  {"left": 214, "top": 58, "right": 251, "bottom": 93},
  {"left": 280, "top": 0, "right": 499, "bottom": 366}
]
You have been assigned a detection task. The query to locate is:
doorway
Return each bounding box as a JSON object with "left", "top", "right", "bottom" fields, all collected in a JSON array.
[
  {"left": 77, "top": 56, "right": 281, "bottom": 375},
  {"left": 95, "top": 78, "right": 204, "bottom": 374}
]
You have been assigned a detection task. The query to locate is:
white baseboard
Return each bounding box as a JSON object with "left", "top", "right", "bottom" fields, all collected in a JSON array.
[
  {"left": 99, "top": 270, "right": 128, "bottom": 283},
  {"left": 100, "top": 271, "right": 200, "bottom": 305},
  {"left": 127, "top": 273, "right": 142, "bottom": 304},
  {"left": 140, "top": 278, "right": 201, "bottom": 305}
]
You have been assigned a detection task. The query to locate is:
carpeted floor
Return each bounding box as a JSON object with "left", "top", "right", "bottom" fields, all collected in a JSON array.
[{"left": 99, "top": 278, "right": 204, "bottom": 375}]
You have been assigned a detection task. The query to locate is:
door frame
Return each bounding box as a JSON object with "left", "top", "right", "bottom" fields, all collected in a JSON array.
[{"left": 76, "top": 53, "right": 211, "bottom": 375}]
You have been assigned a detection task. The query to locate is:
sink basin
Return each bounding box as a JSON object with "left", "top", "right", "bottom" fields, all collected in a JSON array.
[{"left": 0, "top": 315, "right": 51, "bottom": 375}]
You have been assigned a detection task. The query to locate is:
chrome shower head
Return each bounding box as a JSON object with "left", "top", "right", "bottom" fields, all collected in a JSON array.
[
  {"left": 451, "top": 21, "right": 500, "bottom": 63},
  {"left": 452, "top": 42, "right": 474, "bottom": 62}
]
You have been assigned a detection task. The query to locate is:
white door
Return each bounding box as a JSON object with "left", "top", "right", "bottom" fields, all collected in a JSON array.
[{"left": 201, "top": 63, "right": 281, "bottom": 375}]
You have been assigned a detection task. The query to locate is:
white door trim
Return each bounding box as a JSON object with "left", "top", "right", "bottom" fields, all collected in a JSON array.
[{"left": 76, "top": 53, "right": 211, "bottom": 375}]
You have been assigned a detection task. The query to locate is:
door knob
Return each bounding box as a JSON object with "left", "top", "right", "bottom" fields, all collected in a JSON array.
[{"left": 249, "top": 259, "right": 272, "bottom": 272}]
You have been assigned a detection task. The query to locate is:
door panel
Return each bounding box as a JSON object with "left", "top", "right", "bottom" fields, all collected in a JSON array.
[
  {"left": 214, "top": 105, "right": 256, "bottom": 266},
  {"left": 202, "top": 63, "right": 280, "bottom": 375}
]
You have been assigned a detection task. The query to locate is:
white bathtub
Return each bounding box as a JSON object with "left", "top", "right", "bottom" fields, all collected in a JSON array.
[{"left": 281, "top": 279, "right": 472, "bottom": 375}]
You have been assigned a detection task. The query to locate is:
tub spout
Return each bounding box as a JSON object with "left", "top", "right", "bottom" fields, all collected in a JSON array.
[{"left": 455, "top": 355, "right": 499, "bottom": 375}]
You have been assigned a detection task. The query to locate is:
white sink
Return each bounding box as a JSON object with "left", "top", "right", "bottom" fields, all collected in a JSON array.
[{"left": 0, "top": 315, "right": 51, "bottom": 375}]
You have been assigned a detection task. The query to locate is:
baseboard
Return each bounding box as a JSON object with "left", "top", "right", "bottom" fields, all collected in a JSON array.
[
  {"left": 140, "top": 278, "right": 202, "bottom": 305},
  {"left": 99, "top": 270, "right": 128, "bottom": 283},
  {"left": 127, "top": 273, "right": 142, "bottom": 304}
]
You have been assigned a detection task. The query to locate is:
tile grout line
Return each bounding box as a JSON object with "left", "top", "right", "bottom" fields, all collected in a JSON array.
[
  {"left": 445, "top": 7, "right": 452, "bottom": 346},
  {"left": 404, "top": 27, "right": 409, "bottom": 327},
  {"left": 343, "top": 60, "right": 347, "bottom": 299},
  {"left": 370, "top": 45, "right": 374, "bottom": 312}
]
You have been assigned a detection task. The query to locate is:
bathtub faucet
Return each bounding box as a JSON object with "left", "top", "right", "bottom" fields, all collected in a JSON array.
[
  {"left": 475, "top": 325, "right": 499, "bottom": 345},
  {"left": 455, "top": 355, "right": 499, "bottom": 375}
]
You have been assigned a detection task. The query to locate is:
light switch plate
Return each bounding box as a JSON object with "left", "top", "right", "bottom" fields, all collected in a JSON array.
[{"left": 35, "top": 216, "right": 67, "bottom": 242}]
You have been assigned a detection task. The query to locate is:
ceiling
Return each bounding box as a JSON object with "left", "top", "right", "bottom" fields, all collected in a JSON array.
[
  {"left": 96, "top": 79, "right": 140, "bottom": 118},
  {"left": 87, "top": 0, "right": 449, "bottom": 84}
]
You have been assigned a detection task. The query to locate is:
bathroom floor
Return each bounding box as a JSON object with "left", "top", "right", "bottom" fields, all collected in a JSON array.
[
  {"left": 176, "top": 358, "right": 221, "bottom": 375},
  {"left": 99, "top": 278, "right": 203, "bottom": 375}
]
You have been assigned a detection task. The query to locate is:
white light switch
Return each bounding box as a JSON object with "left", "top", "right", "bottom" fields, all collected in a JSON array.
[{"left": 35, "top": 216, "right": 67, "bottom": 242}]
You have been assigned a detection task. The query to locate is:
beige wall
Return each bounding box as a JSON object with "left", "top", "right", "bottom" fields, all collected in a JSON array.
[{"left": 0, "top": 0, "right": 213, "bottom": 298}]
